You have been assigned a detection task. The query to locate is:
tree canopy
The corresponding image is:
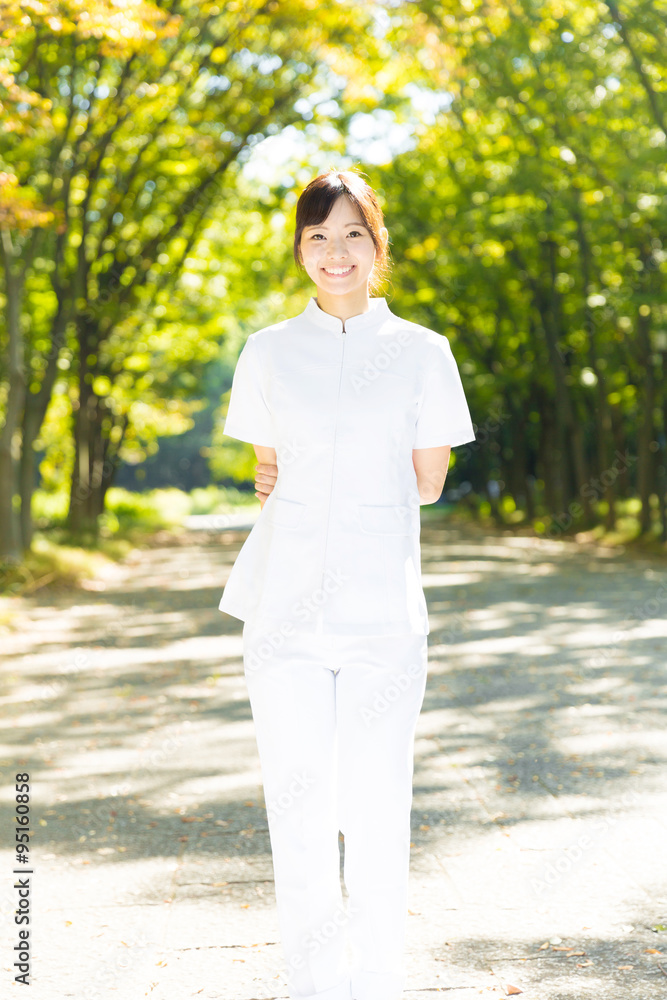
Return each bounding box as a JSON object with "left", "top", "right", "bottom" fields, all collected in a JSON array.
[{"left": 1, "top": 0, "right": 666, "bottom": 557}]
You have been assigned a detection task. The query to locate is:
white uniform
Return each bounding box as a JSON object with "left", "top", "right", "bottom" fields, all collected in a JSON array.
[
  {"left": 218, "top": 295, "right": 476, "bottom": 635},
  {"left": 221, "top": 296, "right": 476, "bottom": 1000}
]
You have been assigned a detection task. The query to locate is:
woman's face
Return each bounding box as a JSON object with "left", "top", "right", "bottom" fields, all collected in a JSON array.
[{"left": 299, "top": 195, "right": 378, "bottom": 298}]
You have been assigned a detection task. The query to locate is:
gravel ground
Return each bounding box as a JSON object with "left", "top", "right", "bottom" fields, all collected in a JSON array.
[{"left": 1, "top": 513, "right": 666, "bottom": 1000}]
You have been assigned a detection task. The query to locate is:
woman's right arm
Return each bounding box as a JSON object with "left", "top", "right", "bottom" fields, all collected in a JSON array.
[{"left": 253, "top": 446, "right": 278, "bottom": 508}]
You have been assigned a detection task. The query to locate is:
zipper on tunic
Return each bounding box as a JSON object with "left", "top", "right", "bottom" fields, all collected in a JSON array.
[{"left": 316, "top": 321, "right": 346, "bottom": 631}]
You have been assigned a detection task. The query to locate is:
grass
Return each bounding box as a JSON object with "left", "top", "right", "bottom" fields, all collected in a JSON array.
[
  {"left": 426, "top": 492, "right": 667, "bottom": 559},
  {"left": 31, "top": 483, "right": 256, "bottom": 536},
  {"left": 0, "top": 535, "right": 129, "bottom": 597},
  {"left": 1, "top": 484, "right": 259, "bottom": 597}
]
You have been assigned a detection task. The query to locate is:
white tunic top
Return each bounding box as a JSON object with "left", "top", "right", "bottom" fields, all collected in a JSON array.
[{"left": 218, "top": 296, "right": 476, "bottom": 636}]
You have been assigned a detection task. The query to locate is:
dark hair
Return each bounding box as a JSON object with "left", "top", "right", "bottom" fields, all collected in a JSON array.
[{"left": 293, "top": 168, "right": 390, "bottom": 292}]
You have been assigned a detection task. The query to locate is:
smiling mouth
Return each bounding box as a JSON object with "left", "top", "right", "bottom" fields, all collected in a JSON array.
[{"left": 322, "top": 265, "right": 355, "bottom": 276}]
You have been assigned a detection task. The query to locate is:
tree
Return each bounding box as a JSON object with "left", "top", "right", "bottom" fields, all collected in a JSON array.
[
  {"left": 373, "top": 0, "right": 666, "bottom": 534},
  {"left": 0, "top": 0, "right": 389, "bottom": 552},
  {"left": 0, "top": 162, "right": 57, "bottom": 560}
]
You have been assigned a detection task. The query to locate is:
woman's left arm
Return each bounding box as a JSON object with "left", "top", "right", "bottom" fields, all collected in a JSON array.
[{"left": 412, "top": 446, "right": 451, "bottom": 505}]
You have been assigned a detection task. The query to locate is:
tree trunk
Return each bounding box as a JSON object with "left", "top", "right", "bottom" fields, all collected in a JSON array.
[
  {"left": 542, "top": 238, "right": 592, "bottom": 520},
  {"left": 572, "top": 195, "right": 616, "bottom": 528},
  {"left": 636, "top": 308, "right": 655, "bottom": 535},
  {"left": 68, "top": 397, "right": 125, "bottom": 534},
  {"left": 505, "top": 390, "right": 529, "bottom": 513},
  {"left": 538, "top": 398, "right": 561, "bottom": 515},
  {"left": 66, "top": 318, "right": 127, "bottom": 535},
  {"left": 67, "top": 388, "right": 106, "bottom": 536},
  {"left": 67, "top": 320, "right": 101, "bottom": 535},
  {"left": 18, "top": 442, "right": 40, "bottom": 550},
  {"left": 509, "top": 244, "right": 588, "bottom": 522},
  {"left": 19, "top": 303, "right": 70, "bottom": 548},
  {"left": 524, "top": 385, "right": 539, "bottom": 522},
  {"left": 610, "top": 403, "right": 630, "bottom": 499},
  {"left": 0, "top": 230, "right": 26, "bottom": 561}
]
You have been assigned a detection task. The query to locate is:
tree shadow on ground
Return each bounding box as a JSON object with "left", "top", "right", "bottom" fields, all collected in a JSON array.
[{"left": 2, "top": 523, "right": 666, "bottom": 999}]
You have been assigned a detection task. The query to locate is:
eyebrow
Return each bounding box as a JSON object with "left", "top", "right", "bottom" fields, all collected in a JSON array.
[{"left": 303, "top": 221, "right": 368, "bottom": 231}]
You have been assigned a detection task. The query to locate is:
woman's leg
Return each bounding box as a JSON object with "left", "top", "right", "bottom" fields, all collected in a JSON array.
[
  {"left": 334, "top": 633, "right": 428, "bottom": 1000},
  {"left": 242, "top": 624, "right": 353, "bottom": 1000}
]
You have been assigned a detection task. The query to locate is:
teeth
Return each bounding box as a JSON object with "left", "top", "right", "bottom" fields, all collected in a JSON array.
[{"left": 324, "top": 266, "right": 353, "bottom": 274}]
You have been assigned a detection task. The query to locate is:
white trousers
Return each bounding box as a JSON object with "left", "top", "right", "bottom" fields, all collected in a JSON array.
[{"left": 242, "top": 623, "right": 429, "bottom": 1000}]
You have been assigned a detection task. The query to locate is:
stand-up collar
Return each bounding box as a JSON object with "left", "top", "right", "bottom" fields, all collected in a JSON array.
[{"left": 302, "top": 296, "right": 392, "bottom": 334}]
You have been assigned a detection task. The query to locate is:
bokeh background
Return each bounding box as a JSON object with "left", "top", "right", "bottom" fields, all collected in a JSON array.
[{"left": 1, "top": 0, "right": 666, "bottom": 588}]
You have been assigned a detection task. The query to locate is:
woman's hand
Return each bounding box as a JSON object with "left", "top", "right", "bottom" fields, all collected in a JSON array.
[
  {"left": 252, "top": 446, "right": 278, "bottom": 508},
  {"left": 254, "top": 462, "right": 278, "bottom": 507}
]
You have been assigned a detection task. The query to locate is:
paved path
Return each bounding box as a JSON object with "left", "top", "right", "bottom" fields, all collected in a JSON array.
[{"left": 1, "top": 514, "right": 666, "bottom": 1000}]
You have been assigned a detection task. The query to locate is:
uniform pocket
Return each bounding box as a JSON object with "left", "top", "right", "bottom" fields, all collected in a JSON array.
[
  {"left": 358, "top": 504, "right": 416, "bottom": 535},
  {"left": 266, "top": 497, "right": 307, "bottom": 529}
]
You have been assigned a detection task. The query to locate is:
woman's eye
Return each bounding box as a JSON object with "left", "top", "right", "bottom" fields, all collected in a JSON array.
[
  {"left": 348, "top": 230, "right": 363, "bottom": 237},
  {"left": 310, "top": 233, "right": 325, "bottom": 240}
]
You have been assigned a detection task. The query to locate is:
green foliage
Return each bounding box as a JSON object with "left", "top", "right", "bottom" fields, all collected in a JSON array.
[
  {"left": 31, "top": 483, "right": 257, "bottom": 535},
  {"left": 0, "top": 0, "right": 396, "bottom": 549},
  {"left": 188, "top": 485, "right": 258, "bottom": 513},
  {"left": 369, "top": 0, "right": 667, "bottom": 535},
  {"left": 2, "top": 0, "right": 666, "bottom": 555},
  {"left": 101, "top": 487, "right": 191, "bottom": 533}
]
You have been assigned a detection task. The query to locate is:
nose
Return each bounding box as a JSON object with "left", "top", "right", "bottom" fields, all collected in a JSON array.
[{"left": 326, "top": 236, "right": 349, "bottom": 260}]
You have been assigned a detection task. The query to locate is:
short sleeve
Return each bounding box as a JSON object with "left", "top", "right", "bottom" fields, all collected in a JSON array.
[
  {"left": 222, "top": 335, "right": 275, "bottom": 448},
  {"left": 413, "top": 335, "right": 476, "bottom": 449}
]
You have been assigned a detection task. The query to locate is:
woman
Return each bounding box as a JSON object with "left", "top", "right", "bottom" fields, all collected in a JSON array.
[{"left": 219, "top": 169, "right": 476, "bottom": 1000}]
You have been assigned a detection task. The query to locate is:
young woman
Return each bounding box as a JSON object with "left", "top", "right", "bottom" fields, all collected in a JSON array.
[{"left": 219, "top": 169, "right": 476, "bottom": 1000}]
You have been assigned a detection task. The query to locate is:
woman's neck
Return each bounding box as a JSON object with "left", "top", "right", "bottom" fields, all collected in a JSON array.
[{"left": 314, "top": 286, "right": 371, "bottom": 324}]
